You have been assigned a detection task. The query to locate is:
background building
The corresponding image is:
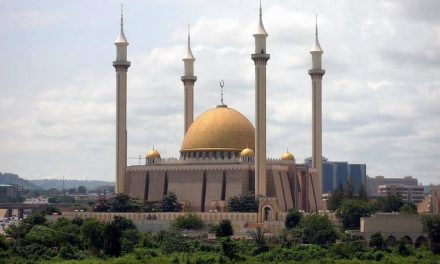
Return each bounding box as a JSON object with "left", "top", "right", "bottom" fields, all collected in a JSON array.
[
  {"left": 305, "top": 157, "right": 366, "bottom": 194},
  {"left": 378, "top": 184, "right": 425, "bottom": 204},
  {"left": 367, "top": 176, "right": 418, "bottom": 198}
]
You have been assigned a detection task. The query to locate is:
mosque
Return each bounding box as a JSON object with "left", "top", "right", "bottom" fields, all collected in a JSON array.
[{"left": 112, "top": 5, "right": 326, "bottom": 214}]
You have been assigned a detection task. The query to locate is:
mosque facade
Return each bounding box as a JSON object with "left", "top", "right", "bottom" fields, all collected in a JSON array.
[{"left": 113, "top": 5, "right": 325, "bottom": 213}]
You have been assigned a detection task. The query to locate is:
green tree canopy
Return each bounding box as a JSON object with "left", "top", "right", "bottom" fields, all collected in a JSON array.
[
  {"left": 228, "top": 192, "right": 258, "bottom": 212},
  {"left": 298, "top": 214, "right": 338, "bottom": 245},
  {"left": 336, "top": 199, "right": 373, "bottom": 230},
  {"left": 285, "top": 209, "right": 303, "bottom": 229},
  {"left": 376, "top": 194, "right": 404, "bottom": 212},
  {"left": 161, "top": 193, "right": 182, "bottom": 212},
  {"left": 172, "top": 213, "right": 204, "bottom": 230},
  {"left": 421, "top": 214, "right": 440, "bottom": 253}
]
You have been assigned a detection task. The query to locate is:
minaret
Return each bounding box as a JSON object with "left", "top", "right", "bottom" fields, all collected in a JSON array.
[
  {"left": 251, "top": 2, "right": 270, "bottom": 196},
  {"left": 181, "top": 25, "right": 197, "bottom": 135},
  {"left": 113, "top": 6, "right": 130, "bottom": 194},
  {"left": 308, "top": 16, "right": 325, "bottom": 210}
]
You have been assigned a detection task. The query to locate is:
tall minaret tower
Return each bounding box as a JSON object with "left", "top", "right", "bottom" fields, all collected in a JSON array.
[
  {"left": 113, "top": 7, "right": 130, "bottom": 194},
  {"left": 181, "top": 25, "right": 197, "bottom": 135},
  {"left": 251, "top": 2, "right": 270, "bottom": 196},
  {"left": 308, "top": 16, "right": 325, "bottom": 210}
]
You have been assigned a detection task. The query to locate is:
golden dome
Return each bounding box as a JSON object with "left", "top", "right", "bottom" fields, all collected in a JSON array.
[
  {"left": 240, "top": 148, "right": 255, "bottom": 157},
  {"left": 281, "top": 151, "right": 295, "bottom": 161},
  {"left": 146, "top": 149, "right": 161, "bottom": 158},
  {"left": 181, "top": 105, "right": 255, "bottom": 152}
]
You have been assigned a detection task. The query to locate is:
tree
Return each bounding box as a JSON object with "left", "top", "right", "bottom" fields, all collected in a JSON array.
[
  {"left": 215, "top": 219, "right": 234, "bottom": 237},
  {"left": 25, "top": 225, "right": 59, "bottom": 248},
  {"left": 358, "top": 182, "right": 368, "bottom": 201},
  {"left": 376, "top": 194, "right": 403, "bottom": 212},
  {"left": 336, "top": 199, "right": 373, "bottom": 230},
  {"left": 92, "top": 196, "right": 110, "bottom": 212},
  {"left": 228, "top": 192, "right": 258, "bottom": 212},
  {"left": 344, "top": 178, "right": 354, "bottom": 199},
  {"left": 67, "top": 188, "right": 77, "bottom": 194},
  {"left": 298, "top": 214, "right": 338, "bottom": 245},
  {"left": 161, "top": 193, "right": 182, "bottom": 212},
  {"left": 77, "top": 186, "right": 87, "bottom": 194},
  {"left": 103, "top": 216, "right": 138, "bottom": 257},
  {"left": 80, "top": 218, "right": 105, "bottom": 254},
  {"left": 422, "top": 214, "right": 440, "bottom": 253},
  {"left": 285, "top": 209, "right": 303, "bottom": 229},
  {"left": 369, "top": 232, "right": 384, "bottom": 250},
  {"left": 172, "top": 213, "right": 204, "bottom": 230},
  {"left": 327, "top": 188, "right": 345, "bottom": 211},
  {"left": 109, "top": 194, "right": 141, "bottom": 212},
  {"left": 399, "top": 202, "right": 417, "bottom": 214}
]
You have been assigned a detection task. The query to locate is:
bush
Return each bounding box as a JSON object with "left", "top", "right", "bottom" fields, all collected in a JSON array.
[
  {"left": 397, "top": 238, "right": 412, "bottom": 256},
  {"left": 215, "top": 219, "right": 233, "bottom": 237},
  {"left": 330, "top": 241, "right": 367, "bottom": 259},
  {"left": 298, "top": 214, "right": 338, "bottom": 245},
  {"left": 369, "top": 232, "right": 385, "bottom": 250},
  {"left": 228, "top": 192, "right": 258, "bottom": 212},
  {"left": 155, "top": 230, "right": 191, "bottom": 254},
  {"left": 172, "top": 213, "right": 204, "bottom": 230},
  {"left": 220, "top": 237, "right": 240, "bottom": 261},
  {"left": 335, "top": 199, "right": 373, "bottom": 230},
  {"left": 16, "top": 243, "right": 57, "bottom": 260},
  {"left": 134, "top": 248, "right": 160, "bottom": 260},
  {"left": 58, "top": 244, "right": 84, "bottom": 260},
  {"left": 285, "top": 209, "right": 303, "bottom": 229}
]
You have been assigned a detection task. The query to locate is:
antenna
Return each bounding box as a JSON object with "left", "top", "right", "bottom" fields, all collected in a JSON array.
[{"left": 219, "top": 80, "right": 225, "bottom": 105}]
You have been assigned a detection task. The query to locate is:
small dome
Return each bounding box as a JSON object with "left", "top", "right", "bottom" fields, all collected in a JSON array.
[
  {"left": 240, "top": 148, "right": 255, "bottom": 157},
  {"left": 146, "top": 149, "right": 161, "bottom": 159},
  {"left": 281, "top": 151, "right": 295, "bottom": 161}
]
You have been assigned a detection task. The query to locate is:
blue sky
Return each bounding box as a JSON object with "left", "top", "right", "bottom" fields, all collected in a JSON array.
[{"left": 0, "top": 0, "right": 439, "bottom": 185}]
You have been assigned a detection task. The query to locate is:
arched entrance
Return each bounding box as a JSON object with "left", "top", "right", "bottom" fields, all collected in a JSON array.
[
  {"left": 415, "top": 236, "right": 428, "bottom": 248},
  {"left": 263, "top": 206, "right": 273, "bottom": 221},
  {"left": 385, "top": 235, "right": 397, "bottom": 247}
]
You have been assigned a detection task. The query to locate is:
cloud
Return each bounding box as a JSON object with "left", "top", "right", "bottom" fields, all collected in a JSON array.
[{"left": 0, "top": 0, "right": 439, "bottom": 185}]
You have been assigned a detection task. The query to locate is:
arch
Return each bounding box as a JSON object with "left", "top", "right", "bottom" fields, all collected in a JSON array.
[
  {"left": 415, "top": 236, "right": 428, "bottom": 248},
  {"left": 401, "top": 236, "right": 412, "bottom": 244},
  {"left": 263, "top": 205, "right": 273, "bottom": 221},
  {"left": 385, "top": 235, "right": 397, "bottom": 247}
]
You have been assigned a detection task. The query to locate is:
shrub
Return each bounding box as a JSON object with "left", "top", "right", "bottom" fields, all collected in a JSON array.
[
  {"left": 298, "top": 214, "right": 338, "bottom": 245},
  {"left": 220, "top": 237, "right": 240, "bottom": 261},
  {"left": 397, "top": 238, "right": 412, "bottom": 256},
  {"left": 134, "top": 248, "right": 160, "bottom": 260},
  {"left": 369, "top": 232, "right": 385, "bottom": 250},
  {"left": 215, "top": 219, "right": 233, "bottom": 237},
  {"left": 172, "top": 213, "right": 204, "bottom": 230},
  {"left": 58, "top": 244, "right": 84, "bottom": 260},
  {"left": 155, "top": 230, "right": 191, "bottom": 254},
  {"left": 285, "top": 209, "right": 303, "bottom": 229},
  {"left": 228, "top": 192, "right": 258, "bottom": 212}
]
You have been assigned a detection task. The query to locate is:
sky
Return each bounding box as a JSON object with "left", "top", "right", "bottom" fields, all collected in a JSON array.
[{"left": 0, "top": 0, "right": 439, "bottom": 185}]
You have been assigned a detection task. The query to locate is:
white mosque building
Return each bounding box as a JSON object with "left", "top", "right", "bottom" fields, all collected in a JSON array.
[{"left": 112, "top": 4, "right": 326, "bottom": 214}]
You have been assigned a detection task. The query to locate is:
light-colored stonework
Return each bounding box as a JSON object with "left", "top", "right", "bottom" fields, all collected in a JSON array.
[
  {"left": 114, "top": 5, "right": 326, "bottom": 214},
  {"left": 360, "top": 213, "right": 429, "bottom": 247}
]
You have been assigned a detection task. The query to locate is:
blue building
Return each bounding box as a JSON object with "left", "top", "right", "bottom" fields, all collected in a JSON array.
[{"left": 305, "top": 157, "right": 367, "bottom": 194}]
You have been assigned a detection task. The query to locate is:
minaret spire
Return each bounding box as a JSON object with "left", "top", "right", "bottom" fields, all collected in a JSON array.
[
  {"left": 252, "top": 2, "right": 270, "bottom": 197},
  {"left": 115, "top": 4, "right": 128, "bottom": 44},
  {"left": 308, "top": 15, "right": 325, "bottom": 211},
  {"left": 182, "top": 24, "right": 197, "bottom": 136},
  {"left": 113, "top": 6, "right": 131, "bottom": 194}
]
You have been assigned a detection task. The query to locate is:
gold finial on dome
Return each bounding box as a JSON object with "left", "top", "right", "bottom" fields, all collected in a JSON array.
[
  {"left": 281, "top": 148, "right": 294, "bottom": 161},
  {"left": 240, "top": 147, "right": 255, "bottom": 157},
  {"left": 146, "top": 146, "right": 161, "bottom": 159}
]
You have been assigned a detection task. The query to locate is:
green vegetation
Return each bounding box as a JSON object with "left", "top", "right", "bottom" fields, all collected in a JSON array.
[
  {"left": 228, "top": 192, "right": 258, "bottom": 212},
  {"left": 172, "top": 213, "right": 204, "bottom": 230},
  {"left": 92, "top": 193, "right": 183, "bottom": 213},
  {"left": 213, "top": 219, "right": 234, "bottom": 237},
  {"left": 0, "top": 210, "right": 439, "bottom": 264},
  {"left": 284, "top": 209, "right": 302, "bottom": 229}
]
